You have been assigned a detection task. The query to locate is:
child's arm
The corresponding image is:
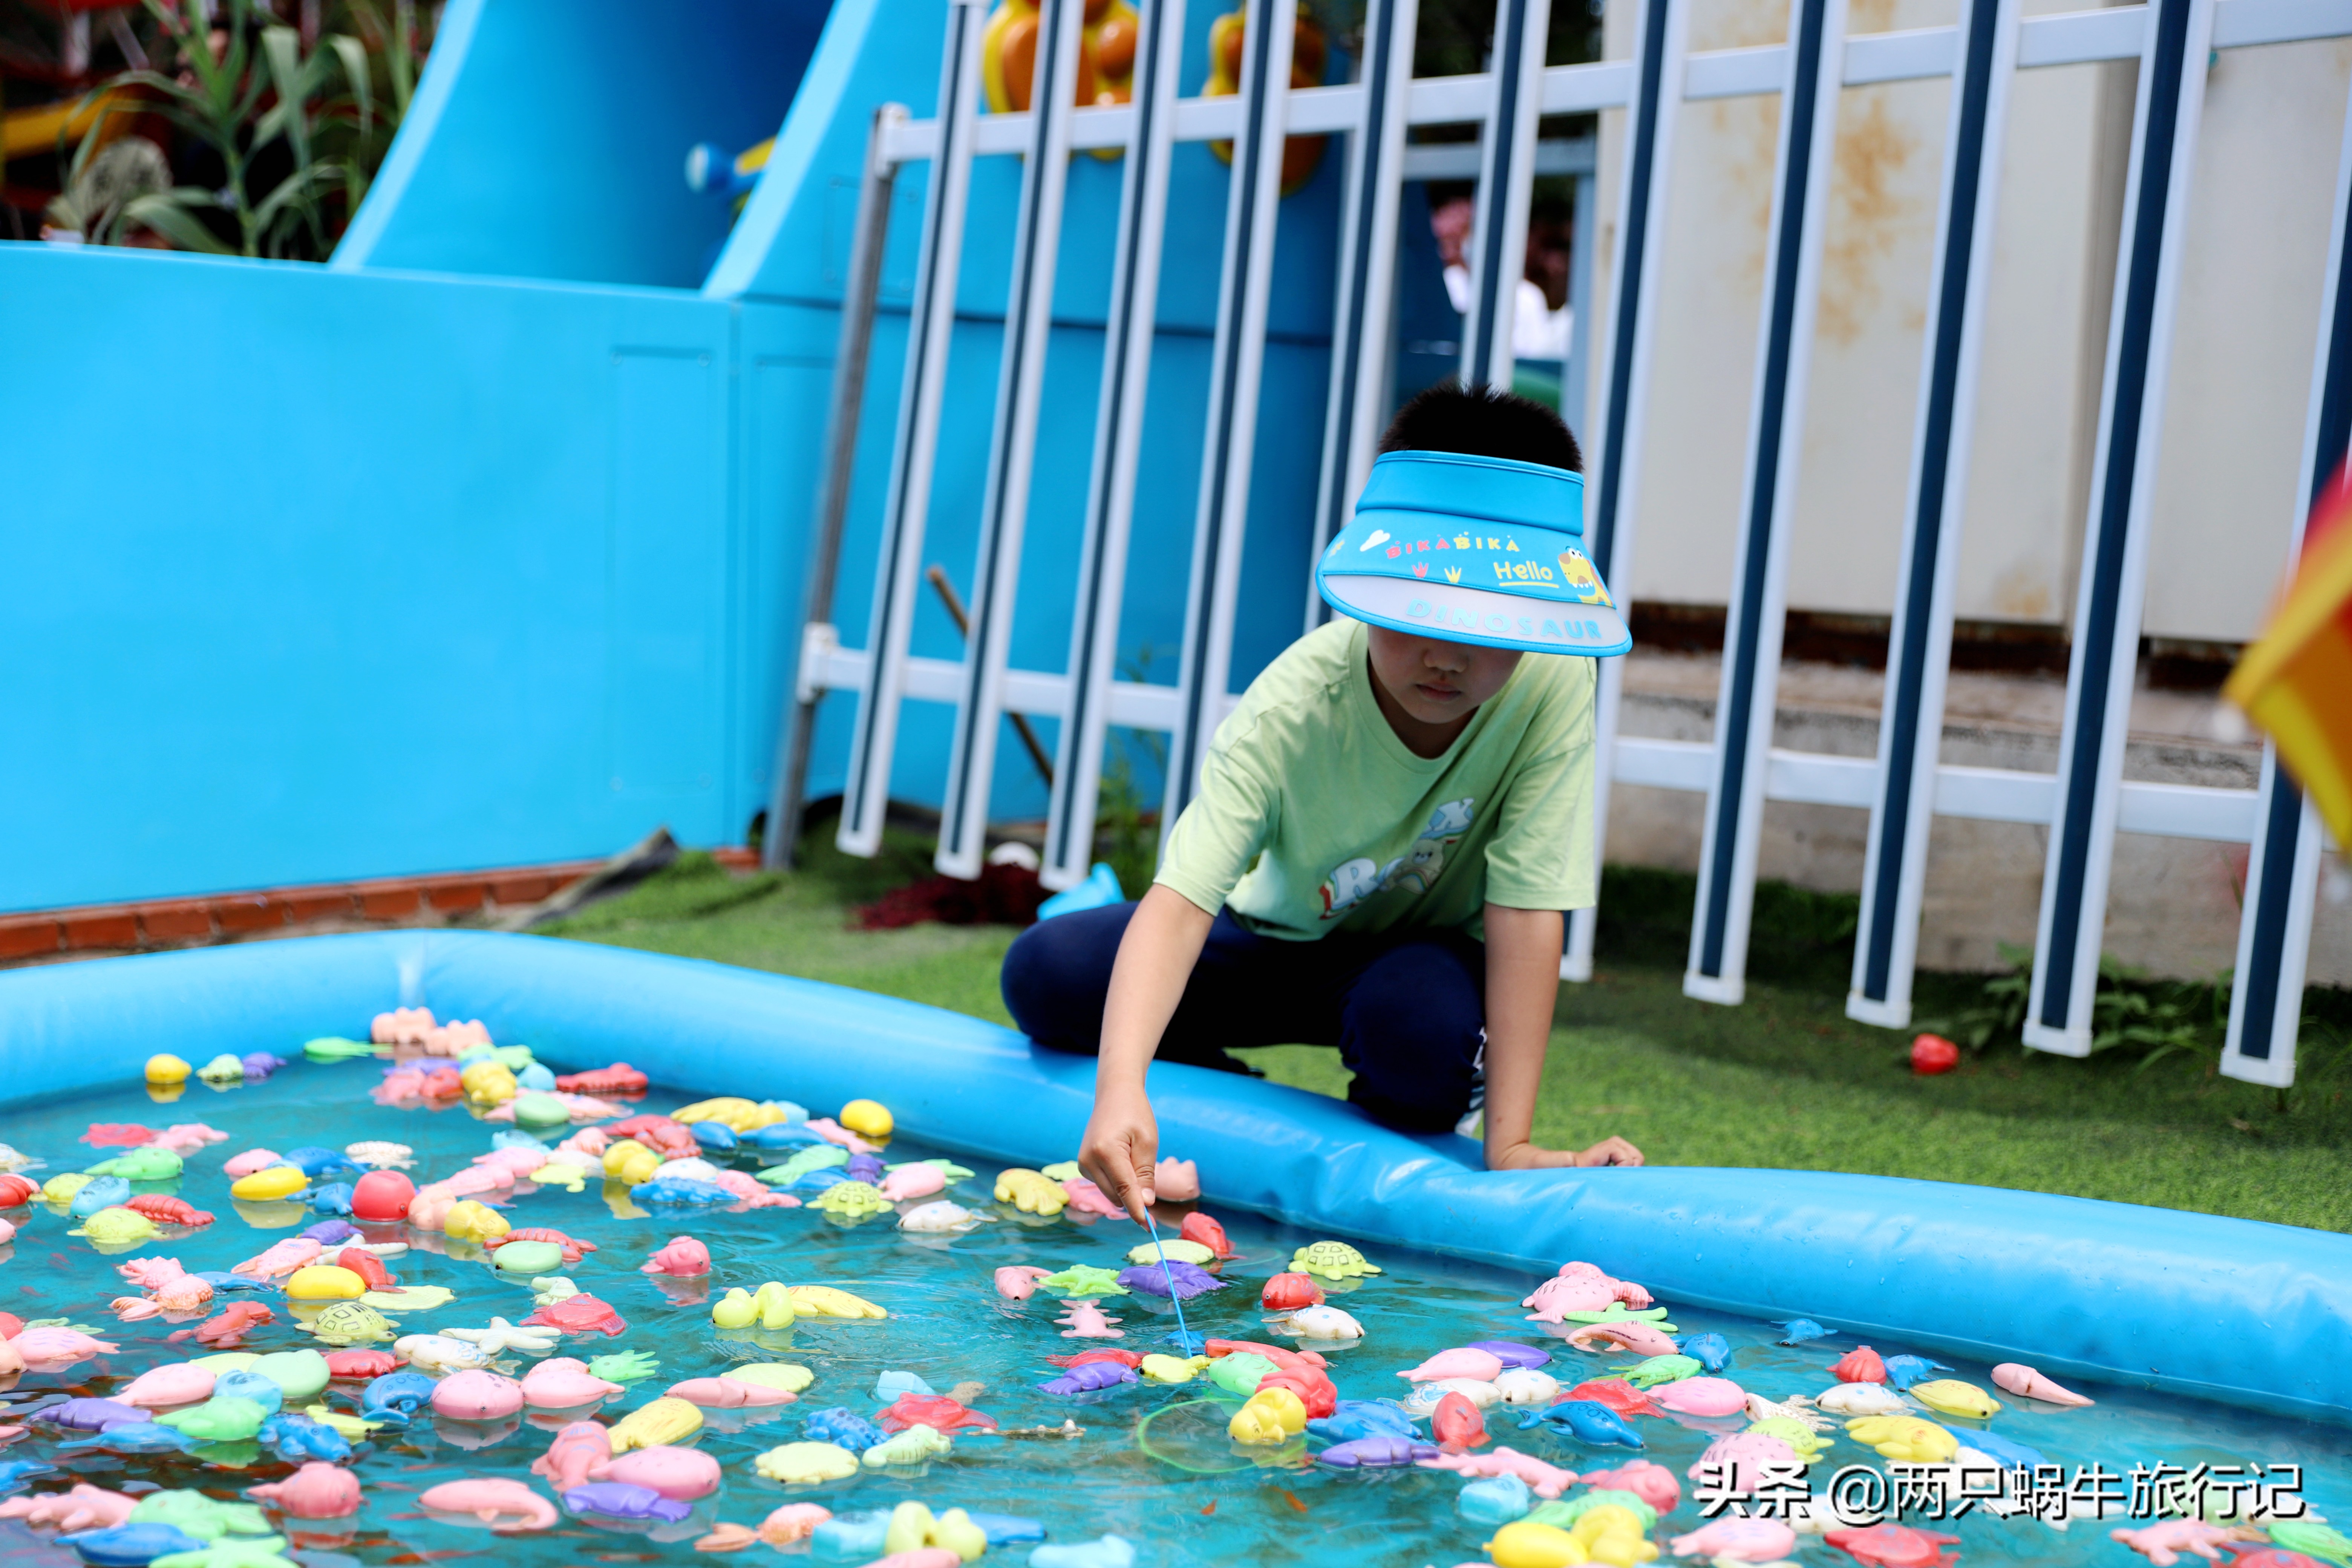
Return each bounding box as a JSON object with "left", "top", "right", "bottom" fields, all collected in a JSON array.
[
  {"left": 1482, "top": 903, "right": 1646, "bottom": 1170},
  {"left": 1078, "top": 884, "right": 1217, "bottom": 1222}
]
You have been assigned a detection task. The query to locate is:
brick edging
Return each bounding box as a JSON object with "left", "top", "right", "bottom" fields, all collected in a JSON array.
[{"left": 0, "top": 847, "right": 760, "bottom": 961}]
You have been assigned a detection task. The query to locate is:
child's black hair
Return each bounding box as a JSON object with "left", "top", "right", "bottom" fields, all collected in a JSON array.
[{"left": 1377, "top": 382, "right": 1582, "bottom": 473}]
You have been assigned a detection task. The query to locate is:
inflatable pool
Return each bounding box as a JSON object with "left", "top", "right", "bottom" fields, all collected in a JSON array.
[{"left": 6, "top": 929, "right": 2349, "bottom": 1431}]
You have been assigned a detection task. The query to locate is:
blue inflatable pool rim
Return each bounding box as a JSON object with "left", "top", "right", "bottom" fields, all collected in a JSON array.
[{"left": 3, "top": 931, "right": 2346, "bottom": 1424}]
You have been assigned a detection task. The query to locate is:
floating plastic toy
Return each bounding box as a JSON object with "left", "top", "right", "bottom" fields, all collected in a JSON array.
[
  {"left": 243, "top": 1462, "right": 360, "bottom": 1520},
  {"left": 155, "top": 1395, "right": 268, "bottom": 1443},
  {"left": 1652, "top": 1376, "right": 1747, "bottom": 1416},
  {"left": 228, "top": 1167, "right": 308, "bottom": 1203},
  {"left": 1670, "top": 1517, "right": 1798, "bottom": 1562},
  {"left": 1616, "top": 1354, "right": 1700, "bottom": 1389},
  {"left": 1118, "top": 1260, "right": 1223, "bottom": 1300},
  {"left": 1404, "top": 1348, "right": 1506, "bottom": 1384},
  {"left": 899, "top": 1200, "right": 987, "bottom": 1233},
  {"left": 1057, "top": 1300, "right": 1124, "bottom": 1339},
  {"left": 608, "top": 1396, "right": 703, "bottom": 1453},
  {"left": 1581, "top": 1459, "right": 1682, "bottom": 1513},
  {"left": 640, "top": 1235, "right": 710, "bottom": 1276},
  {"left": 1989, "top": 1361, "right": 2094, "bottom": 1406},
  {"left": 1420, "top": 1444, "right": 1577, "bottom": 1496},
  {"left": 1291, "top": 1241, "right": 1380, "bottom": 1280},
  {"left": 838, "top": 1099, "right": 894, "bottom": 1139},
  {"left": 520, "top": 1358, "right": 626, "bottom": 1409},
  {"left": 432, "top": 1370, "right": 526, "bottom": 1421},
  {"left": 995, "top": 1266, "right": 1051, "bottom": 1302},
  {"left": 1689, "top": 1431, "right": 1800, "bottom": 1495},
  {"left": 520, "top": 1292, "right": 629, "bottom": 1336},
  {"left": 1039, "top": 1362, "right": 1137, "bottom": 1395},
  {"left": 993, "top": 1168, "right": 1067, "bottom": 1215},
  {"left": 1831, "top": 1346, "right": 1888, "bottom": 1383},
  {"left": 1818, "top": 1381, "right": 1910, "bottom": 1416},
  {"left": 1774, "top": 1318, "right": 1832, "bottom": 1345},
  {"left": 120, "top": 1364, "right": 215, "bottom": 1408},
  {"left": 666, "top": 1374, "right": 797, "bottom": 1409},
  {"left": 530, "top": 1422, "right": 610, "bottom": 1490},
  {"left": 863, "top": 1423, "right": 953, "bottom": 1467},
  {"left": 1844, "top": 1415, "right": 1959, "bottom": 1462},
  {"left": 419, "top": 1478, "right": 557, "bottom": 1533},
  {"left": 1880, "top": 1354, "right": 1951, "bottom": 1390},
  {"left": 2106, "top": 1519, "right": 2262, "bottom": 1564},
  {"left": 786, "top": 1285, "right": 887, "bottom": 1319},
  {"left": 70, "top": 1207, "right": 162, "bottom": 1245},
  {"left": 1908, "top": 1378, "right": 2000, "bottom": 1418},
  {"left": 1492, "top": 1369, "right": 1560, "bottom": 1405},
  {"left": 1271, "top": 1304, "right": 1363, "bottom": 1341},
  {"left": 595, "top": 1444, "right": 721, "bottom": 1499},
  {"left": 712, "top": 1283, "right": 797, "bottom": 1330},
  {"left": 1432, "top": 1390, "right": 1491, "bottom": 1450},
  {"left": 1520, "top": 1399, "right": 1642, "bottom": 1449},
  {"left": 0, "top": 1483, "right": 138, "bottom": 1530},
  {"left": 1036, "top": 1264, "right": 1127, "bottom": 1298},
  {"left": 1228, "top": 1387, "right": 1306, "bottom": 1444},
  {"left": 1821, "top": 1524, "right": 1962, "bottom": 1568},
  {"left": 308, "top": 1302, "right": 394, "bottom": 1347},
  {"left": 754, "top": 1441, "right": 861, "bottom": 1483},
  {"left": 70, "top": 1177, "right": 133, "bottom": 1217},
  {"left": 146, "top": 1055, "right": 191, "bottom": 1085}
]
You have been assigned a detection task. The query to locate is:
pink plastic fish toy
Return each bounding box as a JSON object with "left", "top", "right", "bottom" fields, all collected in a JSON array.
[
  {"left": 593, "top": 1445, "right": 721, "bottom": 1500},
  {"left": 433, "top": 1370, "right": 527, "bottom": 1421},
  {"left": 2109, "top": 1520, "right": 2259, "bottom": 1565},
  {"left": 1991, "top": 1362, "right": 2095, "bottom": 1406},
  {"left": 246, "top": 1462, "right": 362, "bottom": 1520},
  {"left": 1414, "top": 1445, "right": 1577, "bottom": 1497},
  {"left": 0, "top": 1484, "right": 138, "bottom": 1530},
  {"left": 1400, "top": 1348, "right": 1505, "bottom": 1383},
  {"left": 1060, "top": 1178, "right": 1125, "bottom": 1217},
  {"left": 472, "top": 1147, "right": 548, "bottom": 1177},
  {"left": 639, "top": 1236, "right": 711, "bottom": 1276},
  {"left": 1583, "top": 1459, "right": 1683, "bottom": 1513},
  {"left": 418, "top": 1478, "right": 556, "bottom": 1533},
  {"left": 11, "top": 1326, "right": 117, "bottom": 1370},
  {"left": 709, "top": 1169, "right": 799, "bottom": 1207},
  {"left": 119, "top": 1363, "right": 215, "bottom": 1407},
  {"left": 1671, "top": 1518, "right": 1799, "bottom": 1561},
  {"left": 436, "top": 1164, "right": 512, "bottom": 1197},
  {"left": 995, "top": 1266, "right": 1050, "bottom": 1301},
  {"left": 801, "top": 1118, "right": 879, "bottom": 1153},
  {"left": 1153, "top": 1158, "right": 1201, "bottom": 1201},
  {"left": 1654, "top": 1376, "right": 1747, "bottom": 1416},
  {"left": 233, "top": 1238, "right": 323, "bottom": 1279},
  {"left": 666, "top": 1376, "right": 798, "bottom": 1409},
  {"left": 879, "top": 1165, "right": 945, "bottom": 1202},
  {"left": 1689, "top": 1430, "right": 1800, "bottom": 1494},
  {"left": 1056, "top": 1300, "right": 1125, "bottom": 1339},
  {"left": 519, "top": 1358, "right": 625, "bottom": 1410},
  {"left": 222, "top": 1148, "right": 283, "bottom": 1179},
  {"left": 531, "top": 1420, "right": 612, "bottom": 1491},
  {"left": 1567, "top": 1320, "right": 1680, "bottom": 1358}
]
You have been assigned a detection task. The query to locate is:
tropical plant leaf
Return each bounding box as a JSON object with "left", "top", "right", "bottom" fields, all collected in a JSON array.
[
  {"left": 120, "top": 190, "right": 236, "bottom": 254},
  {"left": 327, "top": 34, "right": 373, "bottom": 139}
]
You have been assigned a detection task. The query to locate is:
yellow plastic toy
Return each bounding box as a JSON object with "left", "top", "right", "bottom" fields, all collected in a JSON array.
[
  {"left": 284, "top": 1266, "right": 368, "bottom": 1300},
  {"left": 1487, "top": 1520, "right": 1586, "bottom": 1568},
  {"left": 883, "top": 1501, "right": 986, "bottom": 1563},
  {"left": 1138, "top": 1354, "right": 1208, "bottom": 1384},
  {"left": 529, "top": 1162, "right": 585, "bottom": 1192},
  {"left": 1129, "top": 1239, "right": 1217, "bottom": 1267},
  {"left": 839, "top": 1099, "right": 894, "bottom": 1139},
  {"left": 230, "top": 1166, "right": 310, "bottom": 1202},
  {"left": 300, "top": 1403, "right": 383, "bottom": 1439},
  {"left": 1747, "top": 1415, "right": 1833, "bottom": 1461},
  {"left": 711, "top": 1283, "right": 796, "bottom": 1330},
  {"left": 980, "top": 0, "right": 1142, "bottom": 116},
  {"left": 68, "top": 1207, "right": 162, "bottom": 1245},
  {"left": 1569, "top": 1503, "right": 1660, "bottom": 1568},
  {"left": 1201, "top": 2, "right": 1329, "bottom": 191},
  {"left": 196, "top": 1054, "right": 247, "bottom": 1084},
  {"left": 602, "top": 1140, "right": 661, "bottom": 1185},
  {"left": 1290, "top": 1240, "right": 1381, "bottom": 1280},
  {"left": 1909, "top": 1378, "right": 2001, "bottom": 1418},
  {"left": 755, "top": 1441, "right": 861, "bottom": 1483},
  {"left": 1227, "top": 1386, "right": 1307, "bottom": 1444},
  {"left": 787, "top": 1285, "right": 887, "bottom": 1319},
  {"left": 863, "top": 1423, "right": 954, "bottom": 1467},
  {"left": 994, "top": 1168, "right": 1067, "bottom": 1216},
  {"left": 442, "top": 1200, "right": 511, "bottom": 1243},
  {"left": 732, "top": 1363, "right": 814, "bottom": 1394},
  {"left": 42, "top": 1173, "right": 93, "bottom": 1206},
  {"left": 1846, "top": 1415, "right": 1960, "bottom": 1462},
  {"left": 812, "top": 1180, "right": 893, "bottom": 1218},
  {"left": 671, "top": 1097, "right": 791, "bottom": 1132},
  {"left": 608, "top": 1396, "right": 704, "bottom": 1453},
  {"left": 145, "top": 1054, "right": 191, "bottom": 1085},
  {"left": 458, "top": 1059, "right": 517, "bottom": 1106}
]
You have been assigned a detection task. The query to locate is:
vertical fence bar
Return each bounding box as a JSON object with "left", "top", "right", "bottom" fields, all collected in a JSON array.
[
  {"left": 1683, "top": 0, "right": 1848, "bottom": 1005},
  {"left": 1845, "top": 0, "right": 2020, "bottom": 1026},
  {"left": 1041, "top": 0, "right": 1191, "bottom": 890},
  {"left": 2219, "top": 88, "right": 2352, "bottom": 1088},
  {"left": 1459, "top": 0, "right": 1551, "bottom": 389},
  {"left": 766, "top": 104, "right": 905, "bottom": 871},
  {"left": 936, "top": 0, "right": 1089, "bottom": 877},
  {"left": 1562, "top": 167, "right": 1596, "bottom": 441},
  {"left": 2023, "top": 0, "right": 2216, "bottom": 1053},
  {"left": 1562, "top": 0, "right": 1690, "bottom": 983},
  {"left": 1162, "top": 0, "right": 1298, "bottom": 825},
  {"left": 836, "top": 0, "right": 989, "bottom": 858},
  {"left": 1305, "top": 0, "right": 1419, "bottom": 631}
]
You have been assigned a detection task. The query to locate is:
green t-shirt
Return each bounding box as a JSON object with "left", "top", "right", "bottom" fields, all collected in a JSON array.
[{"left": 1155, "top": 619, "right": 1597, "bottom": 940}]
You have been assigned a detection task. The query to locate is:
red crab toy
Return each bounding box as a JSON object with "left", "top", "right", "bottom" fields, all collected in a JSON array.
[
  {"left": 553, "top": 1063, "right": 648, "bottom": 1095},
  {"left": 124, "top": 1196, "right": 214, "bottom": 1228},
  {"left": 877, "top": 1394, "right": 997, "bottom": 1434},
  {"left": 1560, "top": 1378, "right": 1664, "bottom": 1418},
  {"left": 1824, "top": 1525, "right": 1962, "bottom": 1568},
  {"left": 520, "top": 1293, "right": 628, "bottom": 1337},
  {"left": 324, "top": 1349, "right": 400, "bottom": 1379},
  {"left": 83, "top": 1124, "right": 157, "bottom": 1148},
  {"left": 169, "top": 1302, "right": 274, "bottom": 1348}
]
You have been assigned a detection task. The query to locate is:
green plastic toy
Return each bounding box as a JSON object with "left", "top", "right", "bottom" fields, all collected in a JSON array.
[
  {"left": 587, "top": 1349, "right": 662, "bottom": 1384},
  {"left": 756, "top": 1144, "right": 847, "bottom": 1187},
  {"left": 301, "top": 1037, "right": 378, "bottom": 1062},
  {"left": 84, "top": 1147, "right": 183, "bottom": 1181},
  {"left": 68, "top": 1207, "right": 162, "bottom": 1244},
  {"left": 1615, "top": 1354, "right": 1702, "bottom": 1388},
  {"left": 812, "top": 1180, "right": 893, "bottom": 1218},
  {"left": 1034, "top": 1264, "right": 1128, "bottom": 1298},
  {"left": 156, "top": 1395, "right": 270, "bottom": 1443},
  {"left": 131, "top": 1490, "right": 275, "bottom": 1540}
]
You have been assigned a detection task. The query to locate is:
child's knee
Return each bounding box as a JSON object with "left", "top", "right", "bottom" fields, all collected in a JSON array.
[{"left": 999, "top": 901, "right": 1136, "bottom": 1050}]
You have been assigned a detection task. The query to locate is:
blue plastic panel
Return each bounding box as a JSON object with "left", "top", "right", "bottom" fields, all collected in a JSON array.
[{"left": 5, "top": 932, "right": 2346, "bottom": 1424}]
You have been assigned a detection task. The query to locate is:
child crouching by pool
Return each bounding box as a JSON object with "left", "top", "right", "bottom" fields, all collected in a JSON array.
[{"left": 1001, "top": 384, "right": 1646, "bottom": 1220}]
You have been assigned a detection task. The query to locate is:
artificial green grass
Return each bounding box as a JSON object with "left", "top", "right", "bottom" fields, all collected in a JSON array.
[{"left": 541, "top": 838, "right": 2352, "bottom": 1233}]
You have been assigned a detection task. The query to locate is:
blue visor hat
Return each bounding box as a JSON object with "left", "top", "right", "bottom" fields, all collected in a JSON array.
[{"left": 1315, "top": 449, "right": 1631, "bottom": 657}]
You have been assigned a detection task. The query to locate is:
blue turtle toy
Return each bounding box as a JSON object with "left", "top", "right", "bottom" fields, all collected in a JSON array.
[
  {"left": 1308, "top": 1400, "right": 1419, "bottom": 1444},
  {"left": 359, "top": 1370, "right": 436, "bottom": 1426},
  {"left": 633, "top": 1177, "right": 738, "bottom": 1206},
  {"left": 1882, "top": 1354, "right": 1952, "bottom": 1391},
  {"left": 1773, "top": 1318, "right": 1832, "bottom": 1346},
  {"left": 60, "top": 1522, "right": 208, "bottom": 1566},
  {"left": 55, "top": 1423, "right": 191, "bottom": 1455},
  {"left": 803, "top": 1406, "right": 884, "bottom": 1451},
  {"left": 1682, "top": 1332, "right": 1732, "bottom": 1374},
  {"left": 1517, "top": 1399, "right": 1644, "bottom": 1449},
  {"left": 259, "top": 1412, "right": 352, "bottom": 1464}
]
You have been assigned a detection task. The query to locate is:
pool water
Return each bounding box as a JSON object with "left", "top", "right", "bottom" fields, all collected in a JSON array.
[{"left": 0, "top": 1050, "right": 2346, "bottom": 1568}]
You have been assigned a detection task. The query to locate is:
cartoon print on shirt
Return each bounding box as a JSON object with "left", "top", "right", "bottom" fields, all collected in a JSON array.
[{"left": 1317, "top": 798, "right": 1477, "bottom": 917}]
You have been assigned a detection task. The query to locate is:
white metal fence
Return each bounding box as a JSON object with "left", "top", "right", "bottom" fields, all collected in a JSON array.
[{"left": 787, "top": 0, "right": 2352, "bottom": 1084}]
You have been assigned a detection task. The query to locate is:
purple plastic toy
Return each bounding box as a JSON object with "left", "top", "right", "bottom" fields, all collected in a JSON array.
[
  {"left": 844, "top": 1153, "right": 885, "bottom": 1183},
  {"left": 38, "top": 1399, "right": 148, "bottom": 1432},
  {"left": 242, "top": 1053, "right": 288, "bottom": 1080},
  {"left": 1314, "top": 1435, "right": 1440, "bottom": 1468},
  {"left": 1116, "top": 1260, "right": 1225, "bottom": 1301},
  {"left": 1469, "top": 1340, "right": 1554, "bottom": 1370},
  {"left": 301, "top": 1219, "right": 360, "bottom": 1246},
  {"left": 1038, "top": 1362, "right": 1139, "bottom": 1395},
  {"left": 563, "top": 1482, "right": 692, "bottom": 1522}
]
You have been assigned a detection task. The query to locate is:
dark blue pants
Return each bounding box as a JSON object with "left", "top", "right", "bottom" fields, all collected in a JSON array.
[{"left": 1000, "top": 901, "right": 1485, "bottom": 1133}]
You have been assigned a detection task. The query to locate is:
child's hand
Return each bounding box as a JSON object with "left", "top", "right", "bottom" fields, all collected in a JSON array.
[
  {"left": 1487, "top": 1136, "right": 1645, "bottom": 1170},
  {"left": 1079, "top": 1086, "right": 1159, "bottom": 1225}
]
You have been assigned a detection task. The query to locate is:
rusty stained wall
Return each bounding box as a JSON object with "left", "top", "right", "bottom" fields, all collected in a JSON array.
[{"left": 1588, "top": 0, "right": 2349, "bottom": 641}]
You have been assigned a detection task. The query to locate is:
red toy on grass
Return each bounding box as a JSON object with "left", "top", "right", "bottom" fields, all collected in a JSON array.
[{"left": 1911, "top": 1034, "right": 1961, "bottom": 1075}]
